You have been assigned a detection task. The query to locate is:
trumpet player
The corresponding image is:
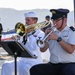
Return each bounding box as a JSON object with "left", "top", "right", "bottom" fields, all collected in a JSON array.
[
  {"left": 30, "top": 8, "right": 75, "bottom": 75},
  {"left": 1, "top": 12, "right": 45, "bottom": 75}
]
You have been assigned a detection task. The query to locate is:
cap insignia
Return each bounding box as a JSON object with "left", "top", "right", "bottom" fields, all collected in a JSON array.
[{"left": 52, "top": 11, "right": 56, "bottom": 14}]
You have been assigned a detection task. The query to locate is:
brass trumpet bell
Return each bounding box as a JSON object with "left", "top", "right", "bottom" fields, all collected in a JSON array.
[
  {"left": 15, "top": 21, "right": 50, "bottom": 36},
  {"left": 37, "top": 40, "right": 45, "bottom": 48},
  {"left": 15, "top": 22, "right": 26, "bottom": 36}
]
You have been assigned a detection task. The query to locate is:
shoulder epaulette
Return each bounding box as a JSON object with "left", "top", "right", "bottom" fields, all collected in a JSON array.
[{"left": 69, "top": 26, "right": 75, "bottom": 31}]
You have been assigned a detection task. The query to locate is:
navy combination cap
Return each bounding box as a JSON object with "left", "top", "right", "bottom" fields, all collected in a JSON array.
[{"left": 50, "top": 8, "right": 69, "bottom": 20}]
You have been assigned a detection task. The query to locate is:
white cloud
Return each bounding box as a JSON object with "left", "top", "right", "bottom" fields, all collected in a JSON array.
[{"left": 0, "top": 0, "right": 74, "bottom": 11}]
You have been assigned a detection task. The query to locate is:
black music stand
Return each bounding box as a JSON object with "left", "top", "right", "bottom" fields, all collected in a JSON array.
[{"left": 0, "top": 41, "right": 37, "bottom": 75}]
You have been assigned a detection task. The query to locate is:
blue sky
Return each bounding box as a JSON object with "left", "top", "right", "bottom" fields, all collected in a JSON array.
[{"left": 0, "top": 0, "right": 74, "bottom": 11}]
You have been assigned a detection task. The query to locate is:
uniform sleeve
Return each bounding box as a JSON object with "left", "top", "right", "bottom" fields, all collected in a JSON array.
[{"left": 68, "top": 31, "right": 75, "bottom": 45}]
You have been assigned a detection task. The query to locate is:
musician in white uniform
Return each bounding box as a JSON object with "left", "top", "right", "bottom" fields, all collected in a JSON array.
[
  {"left": 30, "top": 9, "right": 75, "bottom": 75},
  {"left": 1, "top": 12, "right": 45, "bottom": 75}
]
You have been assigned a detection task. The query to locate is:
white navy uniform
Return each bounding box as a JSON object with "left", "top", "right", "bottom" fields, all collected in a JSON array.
[
  {"left": 48, "top": 26, "right": 75, "bottom": 63},
  {"left": 1, "top": 29, "right": 45, "bottom": 75}
]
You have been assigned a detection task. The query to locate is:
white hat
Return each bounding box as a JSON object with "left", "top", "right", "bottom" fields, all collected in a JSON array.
[{"left": 24, "top": 12, "right": 38, "bottom": 18}]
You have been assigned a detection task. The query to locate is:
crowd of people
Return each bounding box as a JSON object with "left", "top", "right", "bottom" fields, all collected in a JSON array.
[{"left": 0, "top": 8, "right": 75, "bottom": 75}]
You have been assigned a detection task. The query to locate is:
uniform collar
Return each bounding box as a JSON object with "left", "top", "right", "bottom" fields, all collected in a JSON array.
[
  {"left": 27, "top": 31, "right": 36, "bottom": 36},
  {"left": 55, "top": 26, "right": 69, "bottom": 32},
  {"left": 27, "top": 29, "right": 41, "bottom": 36}
]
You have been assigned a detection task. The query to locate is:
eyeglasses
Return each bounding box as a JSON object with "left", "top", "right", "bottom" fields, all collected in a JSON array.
[{"left": 52, "top": 18, "right": 63, "bottom": 22}]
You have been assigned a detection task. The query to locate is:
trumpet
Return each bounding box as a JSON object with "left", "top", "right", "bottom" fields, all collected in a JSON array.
[
  {"left": 37, "top": 25, "right": 56, "bottom": 48},
  {"left": 15, "top": 21, "right": 50, "bottom": 36}
]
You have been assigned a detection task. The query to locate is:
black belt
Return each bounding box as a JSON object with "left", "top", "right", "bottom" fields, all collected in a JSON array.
[{"left": 49, "top": 62, "right": 75, "bottom": 65}]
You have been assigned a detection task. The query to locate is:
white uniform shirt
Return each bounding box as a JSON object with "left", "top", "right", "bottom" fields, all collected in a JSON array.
[
  {"left": 48, "top": 26, "right": 75, "bottom": 63},
  {"left": 18, "top": 29, "right": 45, "bottom": 62}
]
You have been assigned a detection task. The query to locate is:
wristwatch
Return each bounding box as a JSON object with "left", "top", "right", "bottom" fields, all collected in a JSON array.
[{"left": 57, "top": 37, "right": 62, "bottom": 42}]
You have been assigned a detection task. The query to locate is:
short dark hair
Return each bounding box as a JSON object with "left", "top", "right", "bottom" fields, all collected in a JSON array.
[{"left": 45, "top": 15, "right": 50, "bottom": 18}]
